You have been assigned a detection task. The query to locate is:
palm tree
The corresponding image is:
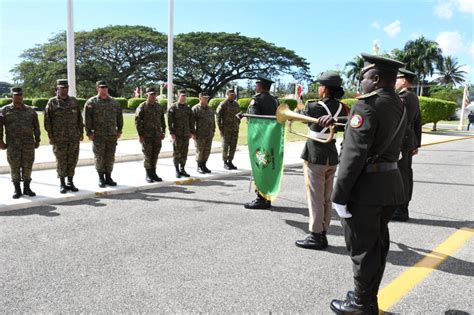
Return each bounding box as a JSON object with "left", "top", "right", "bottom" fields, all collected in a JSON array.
[
  {"left": 344, "top": 55, "right": 364, "bottom": 92},
  {"left": 435, "top": 56, "right": 466, "bottom": 87}
]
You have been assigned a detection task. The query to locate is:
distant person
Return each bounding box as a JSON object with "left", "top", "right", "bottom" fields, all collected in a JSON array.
[
  {"left": 192, "top": 92, "right": 215, "bottom": 174},
  {"left": 466, "top": 102, "right": 474, "bottom": 131},
  {"left": 0, "top": 87, "right": 41, "bottom": 198},
  {"left": 84, "top": 80, "right": 123, "bottom": 187},
  {"left": 168, "top": 90, "right": 195, "bottom": 178},
  {"left": 216, "top": 89, "right": 241, "bottom": 170},
  {"left": 392, "top": 69, "right": 422, "bottom": 222},
  {"left": 135, "top": 87, "right": 166, "bottom": 183},
  {"left": 44, "top": 79, "right": 84, "bottom": 193}
]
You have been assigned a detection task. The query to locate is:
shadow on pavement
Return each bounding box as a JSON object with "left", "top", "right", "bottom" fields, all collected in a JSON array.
[{"left": 0, "top": 205, "right": 59, "bottom": 217}]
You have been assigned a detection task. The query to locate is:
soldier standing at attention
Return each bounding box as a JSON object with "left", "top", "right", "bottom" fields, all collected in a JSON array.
[
  {"left": 392, "top": 68, "right": 422, "bottom": 222},
  {"left": 192, "top": 92, "right": 215, "bottom": 174},
  {"left": 0, "top": 87, "right": 41, "bottom": 198},
  {"left": 44, "top": 79, "right": 84, "bottom": 193},
  {"left": 168, "top": 90, "right": 195, "bottom": 178},
  {"left": 244, "top": 76, "right": 279, "bottom": 210},
  {"left": 135, "top": 87, "right": 166, "bottom": 183},
  {"left": 216, "top": 89, "right": 240, "bottom": 170},
  {"left": 324, "top": 54, "right": 406, "bottom": 314},
  {"left": 84, "top": 80, "right": 123, "bottom": 188}
]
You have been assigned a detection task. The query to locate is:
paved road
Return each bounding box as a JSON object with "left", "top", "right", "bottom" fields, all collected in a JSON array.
[{"left": 1, "top": 139, "right": 472, "bottom": 313}]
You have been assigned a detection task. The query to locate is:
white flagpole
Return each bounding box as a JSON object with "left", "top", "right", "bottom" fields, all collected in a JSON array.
[
  {"left": 458, "top": 84, "right": 469, "bottom": 131},
  {"left": 167, "top": 0, "right": 174, "bottom": 109},
  {"left": 66, "top": 0, "right": 76, "bottom": 97}
]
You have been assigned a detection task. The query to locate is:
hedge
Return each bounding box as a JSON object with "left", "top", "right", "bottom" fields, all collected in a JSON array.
[
  {"left": 23, "top": 99, "right": 33, "bottom": 106},
  {"left": 32, "top": 98, "right": 49, "bottom": 110},
  {"left": 279, "top": 98, "right": 298, "bottom": 110},
  {"left": 0, "top": 98, "right": 12, "bottom": 106},
  {"left": 128, "top": 98, "right": 146, "bottom": 109},
  {"left": 237, "top": 98, "right": 251, "bottom": 111},
  {"left": 419, "top": 96, "right": 456, "bottom": 130},
  {"left": 209, "top": 98, "right": 225, "bottom": 110},
  {"left": 116, "top": 97, "right": 128, "bottom": 109},
  {"left": 77, "top": 98, "right": 87, "bottom": 110},
  {"left": 341, "top": 98, "right": 358, "bottom": 109},
  {"left": 186, "top": 97, "right": 200, "bottom": 106}
]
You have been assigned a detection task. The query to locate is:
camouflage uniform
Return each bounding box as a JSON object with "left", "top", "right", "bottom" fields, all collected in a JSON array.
[
  {"left": 135, "top": 101, "right": 166, "bottom": 169},
  {"left": 167, "top": 102, "right": 195, "bottom": 167},
  {"left": 216, "top": 99, "right": 240, "bottom": 162},
  {"left": 0, "top": 103, "right": 40, "bottom": 182},
  {"left": 44, "top": 95, "right": 83, "bottom": 177},
  {"left": 84, "top": 96, "right": 123, "bottom": 173},
  {"left": 192, "top": 103, "right": 215, "bottom": 163}
]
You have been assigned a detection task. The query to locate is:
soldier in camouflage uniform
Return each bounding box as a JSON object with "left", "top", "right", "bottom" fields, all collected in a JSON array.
[
  {"left": 84, "top": 80, "right": 123, "bottom": 187},
  {"left": 192, "top": 92, "right": 215, "bottom": 174},
  {"left": 44, "top": 79, "right": 84, "bottom": 193},
  {"left": 167, "top": 90, "right": 195, "bottom": 178},
  {"left": 216, "top": 89, "right": 240, "bottom": 170},
  {"left": 0, "top": 87, "right": 41, "bottom": 198},
  {"left": 135, "top": 87, "right": 166, "bottom": 183}
]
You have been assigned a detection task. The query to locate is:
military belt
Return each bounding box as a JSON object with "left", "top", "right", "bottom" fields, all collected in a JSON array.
[{"left": 365, "top": 162, "right": 398, "bottom": 173}]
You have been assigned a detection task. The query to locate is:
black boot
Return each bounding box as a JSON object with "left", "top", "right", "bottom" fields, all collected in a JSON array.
[
  {"left": 12, "top": 182, "right": 22, "bottom": 199},
  {"left": 151, "top": 168, "right": 162, "bottom": 182},
  {"left": 295, "top": 232, "right": 327, "bottom": 250},
  {"left": 145, "top": 169, "right": 154, "bottom": 183},
  {"left": 346, "top": 291, "right": 379, "bottom": 312},
  {"left": 67, "top": 176, "right": 79, "bottom": 192},
  {"left": 330, "top": 297, "right": 378, "bottom": 315},
  {"left": 105, "top": 172, "right": 117, "bottom": 186},
  {"left": 98, "top": 172, "right": 106, "bottom": 188},
  {"left": 322, "top": 230, "right": 328, "bottom": 248},
  {"left": 175, "top": 165, "right": 182, "bottom": 178},
  {"left": 180, "top": 164, "right": 190, "bottom": 177},
  {"left": 60, "top": 177, "right": 68, "bottom": 194},
  {"left": 23, "top": 180, "right": 36, "bottom": 197},
  {"left": 244, "top": 194, "right": 271, "bottom": 209},
  {"left": 202, "top": 162, "right": 211, "bottom": 173},
  {"left": 224, "top": 160, "right": 232, "bottom": 170},
  {"left": 228, "top": 160, "right": 237, "bottom": 170},
  {"left": 197, "top": 162, "right": 206, "bottom": 174},
  {"left": 391, "top": 205, "right": 409, "bottom": 222}
]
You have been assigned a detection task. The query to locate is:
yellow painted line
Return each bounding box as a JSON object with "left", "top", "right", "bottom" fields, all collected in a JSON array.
[
  {"left": 378, "top": 227, "right": 474, "bottom": 311},
  {"left": 174, "top": 178, "right": 201, "bottom": 185},
  {"left": 421, "top": 136, "right": 474, "bottom": 147}
]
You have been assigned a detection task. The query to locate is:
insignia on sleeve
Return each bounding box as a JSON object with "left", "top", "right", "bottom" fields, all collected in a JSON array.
[
  {"left": 249, "top": 100, "right": 255, "bottom": 106},
  {"left": 350, "top": 114, "right": 363, "bottom": 128}
]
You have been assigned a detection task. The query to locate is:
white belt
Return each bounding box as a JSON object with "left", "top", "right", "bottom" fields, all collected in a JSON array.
[{"left": 308, "top": 129, "right": 329, "bottom": 140}]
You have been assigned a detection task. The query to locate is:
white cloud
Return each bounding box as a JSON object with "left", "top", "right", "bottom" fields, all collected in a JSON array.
[
  {"left": 455, "top": 0, "right": 474, "bottom": 13},
  {"left": 383, "top": 20, "right": 401, "bottom": 38},
  {"left": 436, "top": 31, "right": 465, "bottom": 54},
  {"left": 372, "top": 21, "right": 380, "bottom": 29},
  {"left": 434, "top": 2, "right": 454, "bottom": 19}
]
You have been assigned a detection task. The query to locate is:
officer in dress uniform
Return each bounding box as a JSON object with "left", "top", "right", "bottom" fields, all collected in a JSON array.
[
  {"left": 321, "top": 54, "right": 407, "bottom": 314},
  {"left": 244, "top": 76, "right": 279, "bottom": 209},
  {"left": 392, "top": 69, "right": 422, "bottom": 222}
]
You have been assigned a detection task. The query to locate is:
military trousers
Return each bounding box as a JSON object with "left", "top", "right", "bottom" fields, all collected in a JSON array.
[
  {"left": 195, "top": 135, "right": 213, "bottom": 163},
  {"left": 93, "top": 135, "right": 117, "bottom": 173},
  {"left": 397, "top": 151, "right": 413, "bottom": 210},
  {"left": 173, "top": 136, "right": 189, "bottom": 166},
  {"left": 142, "top": 137, "right": 162, "bottom": 169},
  {"left": 53, "top": 139, "right": 80, "bottom": 177},
  {"left": 222, "top": 130, "right": 238, "bottom": 161},
  {"left": 342, "top": 203, "right": 397, "bottom": 304},
  {"left": 7, "top": 143, "right": 35, "bottom": 182},
  {"left": 303, "top": 161, "right": 337, "bottom": 233}
]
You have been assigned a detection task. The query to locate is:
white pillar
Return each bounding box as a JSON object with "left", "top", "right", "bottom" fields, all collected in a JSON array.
[
  {"left": 458, "top": 84, "right": 469, "bottom": 131},
  {"left": 66, "top": 0, "right": 76, "bottom": 97},
  {"left": 167, "top": 0, "right": 174, "bottom": 109}
]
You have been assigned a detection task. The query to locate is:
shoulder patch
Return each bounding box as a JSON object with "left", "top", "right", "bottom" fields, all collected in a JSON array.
[
  {"left": 350, "top": 114, "right": 363, "bottom": 128},
  {"left": 249, "top": 100, "right": 255, "bottom": 106},
  {"left": 356, "top": 90, "right": 378, "bottom": 100}
]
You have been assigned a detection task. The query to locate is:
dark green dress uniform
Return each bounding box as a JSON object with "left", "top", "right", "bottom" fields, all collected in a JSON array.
[
  {"left": 216, "top": 98, "right": 241, "bottom": 168},
  {"left": 167, "top": 102, "right": 195, "bottom": 177},
  {"left": 330, "top": 54, "right": 406, "bottom": 314},
  {"left": 192, "top": 102, "right": 215, "bottom": 173}
]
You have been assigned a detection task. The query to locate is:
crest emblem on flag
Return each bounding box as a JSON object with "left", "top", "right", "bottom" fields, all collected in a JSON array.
[{"left": 254, "top": 148, "right": 272, "bottom": 169}]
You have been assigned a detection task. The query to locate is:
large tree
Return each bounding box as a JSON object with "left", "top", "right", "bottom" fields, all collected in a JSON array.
[
  {"left": 435, "top": 56, "right": 466, "bottom": 87},
  {"left": 173, "top": 32, "right": 311, "bottom": 96},
  {"left": 344, "top": 55, "right": 364, "bottom": 91}
]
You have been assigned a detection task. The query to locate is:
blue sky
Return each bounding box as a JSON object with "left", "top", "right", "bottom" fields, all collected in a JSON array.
[{"left": 1, "top": 0, "right": 473, "bottom": 87}]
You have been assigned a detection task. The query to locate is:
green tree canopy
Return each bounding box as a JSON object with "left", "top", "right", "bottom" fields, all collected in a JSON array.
[{"left": 435, "top": 56, "right": 466, "bottom": 87}]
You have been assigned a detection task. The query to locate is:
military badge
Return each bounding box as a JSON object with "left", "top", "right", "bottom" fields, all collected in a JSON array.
[{"left": 350, "top": 114, "right": 363, "bottom": 128}]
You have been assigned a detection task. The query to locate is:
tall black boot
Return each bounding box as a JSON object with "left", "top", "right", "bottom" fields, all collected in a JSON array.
[
  {"left": 224, "top": 160, "right": 231, "bottom": 170},
  {"left": 175, "top": 164, "right": 181, "bottom": 178},
  {"left": 151, "top": 168, "right": 162, "bottom": 182},
  {"left": 98, "top": 172, "right": 106, "bottom": 188},
  {"left": 60, "top": 177, "right": 68, "bottom": 194},
  {"left": 228, "top": 160, "right": 237, "bottom": 170},
  {"left": 105, "top": 172, "right": 117, "bottom": 186},
  {"left": 23, "top": 180, "right": 36, "bottom": 197},
  {"left": 145, "top": 169, "right": 154, "bottom": 183},
  {"left": 67, "top": 176, "right": 79, "bottom": 192},
  {"left": 180, "top": 164, "right": 190, "bottom": 177},
  {"left": 202, "top": 162, "right": 211, "bottom": 173},
  {"left": 197, "top": 162, "right": 206, "bottom": 174},
  {"left": 12, "top": 182, "right": 22, "bottom": 199}
]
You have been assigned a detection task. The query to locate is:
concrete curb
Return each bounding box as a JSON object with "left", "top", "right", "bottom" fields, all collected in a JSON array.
[{"left": 419, "top": 136, "right": 474, "bottom": 147}]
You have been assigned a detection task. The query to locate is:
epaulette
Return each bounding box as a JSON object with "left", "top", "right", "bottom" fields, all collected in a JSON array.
[
  {"left": 356, "top": 90, "right": 378, "bottom": 99},
  {"left": 253, "top": 93, "right": 261, "bottom": 97}
]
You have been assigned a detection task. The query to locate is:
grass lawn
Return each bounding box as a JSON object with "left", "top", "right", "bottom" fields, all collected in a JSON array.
[{"left": 37, "top": 112, "right": 336, "bottom": 146}]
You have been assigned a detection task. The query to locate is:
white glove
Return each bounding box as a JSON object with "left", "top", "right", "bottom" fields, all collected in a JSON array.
[{"left": 333, "top": 203, "right": 352, "bottom": 218}]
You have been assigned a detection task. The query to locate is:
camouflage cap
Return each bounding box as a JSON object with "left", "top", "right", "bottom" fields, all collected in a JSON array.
[
  {"left": 56, "top": 79, "right": 69, "bottom": 87},
  {"left": 96, "top": 80, "right": 108, "bottom": 87},
  {"left": 178, "top": 90, "right": 187, "bottom": 96},
  {"left": 226, "top": 89, "right": 236, "bottom": 94},
  {"left": 11, "top": 87, "right": 23, "bottom": 95},
  {"left": 315, "top": 71, "right": 343, "bottom": 87},
  {"left": 199, "top": 91, "right": 210, "bottom": 98},
  {"left": 397, "top": 68, "right": 417, "bottom": 80},
  {"left": 146, "top": 87, "right": 157, "bottom": 94},
  {"left": 361, "top": 53, "right": 405, "bottom": 75}
]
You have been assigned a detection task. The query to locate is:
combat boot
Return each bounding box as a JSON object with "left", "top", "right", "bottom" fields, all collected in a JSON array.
[
  {"left": 197, "top": 162, "right": 206, "bottom": 174},
  {"left": 59, "top": 177, "right": 68, "bottom": 194},
  {"left": 224, "top": 160, "right": 232, "bottom": 170},
  {"left": 330, "top": 297, "right": 378, "bottom": 315},
  {"left": 228, "top": 160, "right": 237, "bottom": 170},
  {"left": 202, "top": 162, "right": 211, "bottom": 173},
  {"left": 145, "top": 169, "right": 154, "bottom": 183},
  {"left": 151, "top": 168, "right": 162, "bottom": 182},
  {"left": 175, "top": 165, "right": 181, "bottom": 178},
  {"left": 23, "top": 180, "right": 36, "bottom": 197},
  {"left": 67, "top": 176, "right": 79, "bottom": 192},
  {"left": 295, "top": 232, "right": 327, "bottom": 250},
  {"left": 98, "top": 172, "right": 106, "bottom": 188},
  {"left": 105, "top": 172, "right": 117, "bottom": 186},
  {"left": 244, "top": 194, "right": 271, "bottom": 209},
  {"left": 179, "top": 164, "right": 190, "bottom": 177},
  {"left": 12, "top": 182, "right": 22, "bottom": 199}
]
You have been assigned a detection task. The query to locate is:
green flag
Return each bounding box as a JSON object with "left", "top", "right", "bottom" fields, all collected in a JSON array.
[{"left": 247, "top": 117, "right": 285, "bottom": 201}]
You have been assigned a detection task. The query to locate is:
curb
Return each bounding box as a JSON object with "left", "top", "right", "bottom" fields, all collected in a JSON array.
[{"left": 420, "top": 136, "right": 474, "bottom": 147}]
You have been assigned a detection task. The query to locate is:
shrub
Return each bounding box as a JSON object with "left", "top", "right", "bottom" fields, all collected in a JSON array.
[
  {"left": 279, "top": 98, "right": 298, "bottom": 110},
  {"left": 209, "top": 98, "right": 225, "bottom": 110},
  {"left": 419, "top": 97, "right": 456, "bottom": 130},
  {"left": 186, "top": 97, "right": 200, "bottom": 106},
  {"left": 159, "top": 98, "right": 168, "bottom": 110},
  {"left": 341, "top": 98, "right": 358, "bottom": 109},
  {"left": 115, "top": 97, "right": 128, "bottom": 109},
  {"left": 76, "top": 98, "right": 87, "bottom": 110},
  {"left": 128, "top": 98, "right": 146, "bottom": 109},
  {"left": 23, "top": 99, "right": 33, "bottom": 106},
  {"left": 32, "top": 98, "right": 49, "bottom": 110},
  {"left": 0, "top": 98, "right": 12, "bottom": 106},
  {"left": 236, "top": 98, "right": 251, "bottom": 111}
]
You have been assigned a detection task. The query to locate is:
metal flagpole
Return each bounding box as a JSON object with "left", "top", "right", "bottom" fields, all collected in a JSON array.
[
  {"left": 66, "top": 0, "right": 76, "bottom": 97},
  {"left": 167, "top": 0, "right": 174, "bottom": 110},
  {"left": 458, "top": 83, "right": 469, "bottom": 131}
]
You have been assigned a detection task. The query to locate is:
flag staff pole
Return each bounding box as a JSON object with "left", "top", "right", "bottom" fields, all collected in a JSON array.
[
  {"left": 167, "top": 0, "right": 174, "bottom": 110},
  {"left": 66, "top": 0, "right": 76, "bottom": 97}
]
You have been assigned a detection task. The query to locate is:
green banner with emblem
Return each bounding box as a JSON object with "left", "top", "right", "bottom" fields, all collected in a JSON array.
[{"left": 247, "top": 117, "right": 285, "bottom": 201}]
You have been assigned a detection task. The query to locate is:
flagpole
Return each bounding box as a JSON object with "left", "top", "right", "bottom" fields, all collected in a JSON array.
[
  {"left": 66, "top": 0, "right": 76, "bottom": 97},
  {"left": 167, "top": 0, "right": 174, "bottom": 110},
  {"left": 458, "top": 83, "right": 469, "bottom": 131}
]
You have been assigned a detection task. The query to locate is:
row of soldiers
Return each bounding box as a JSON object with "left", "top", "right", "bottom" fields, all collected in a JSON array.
[{"left": 0, "top": 80, "right": 242, "bottom": 198}]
